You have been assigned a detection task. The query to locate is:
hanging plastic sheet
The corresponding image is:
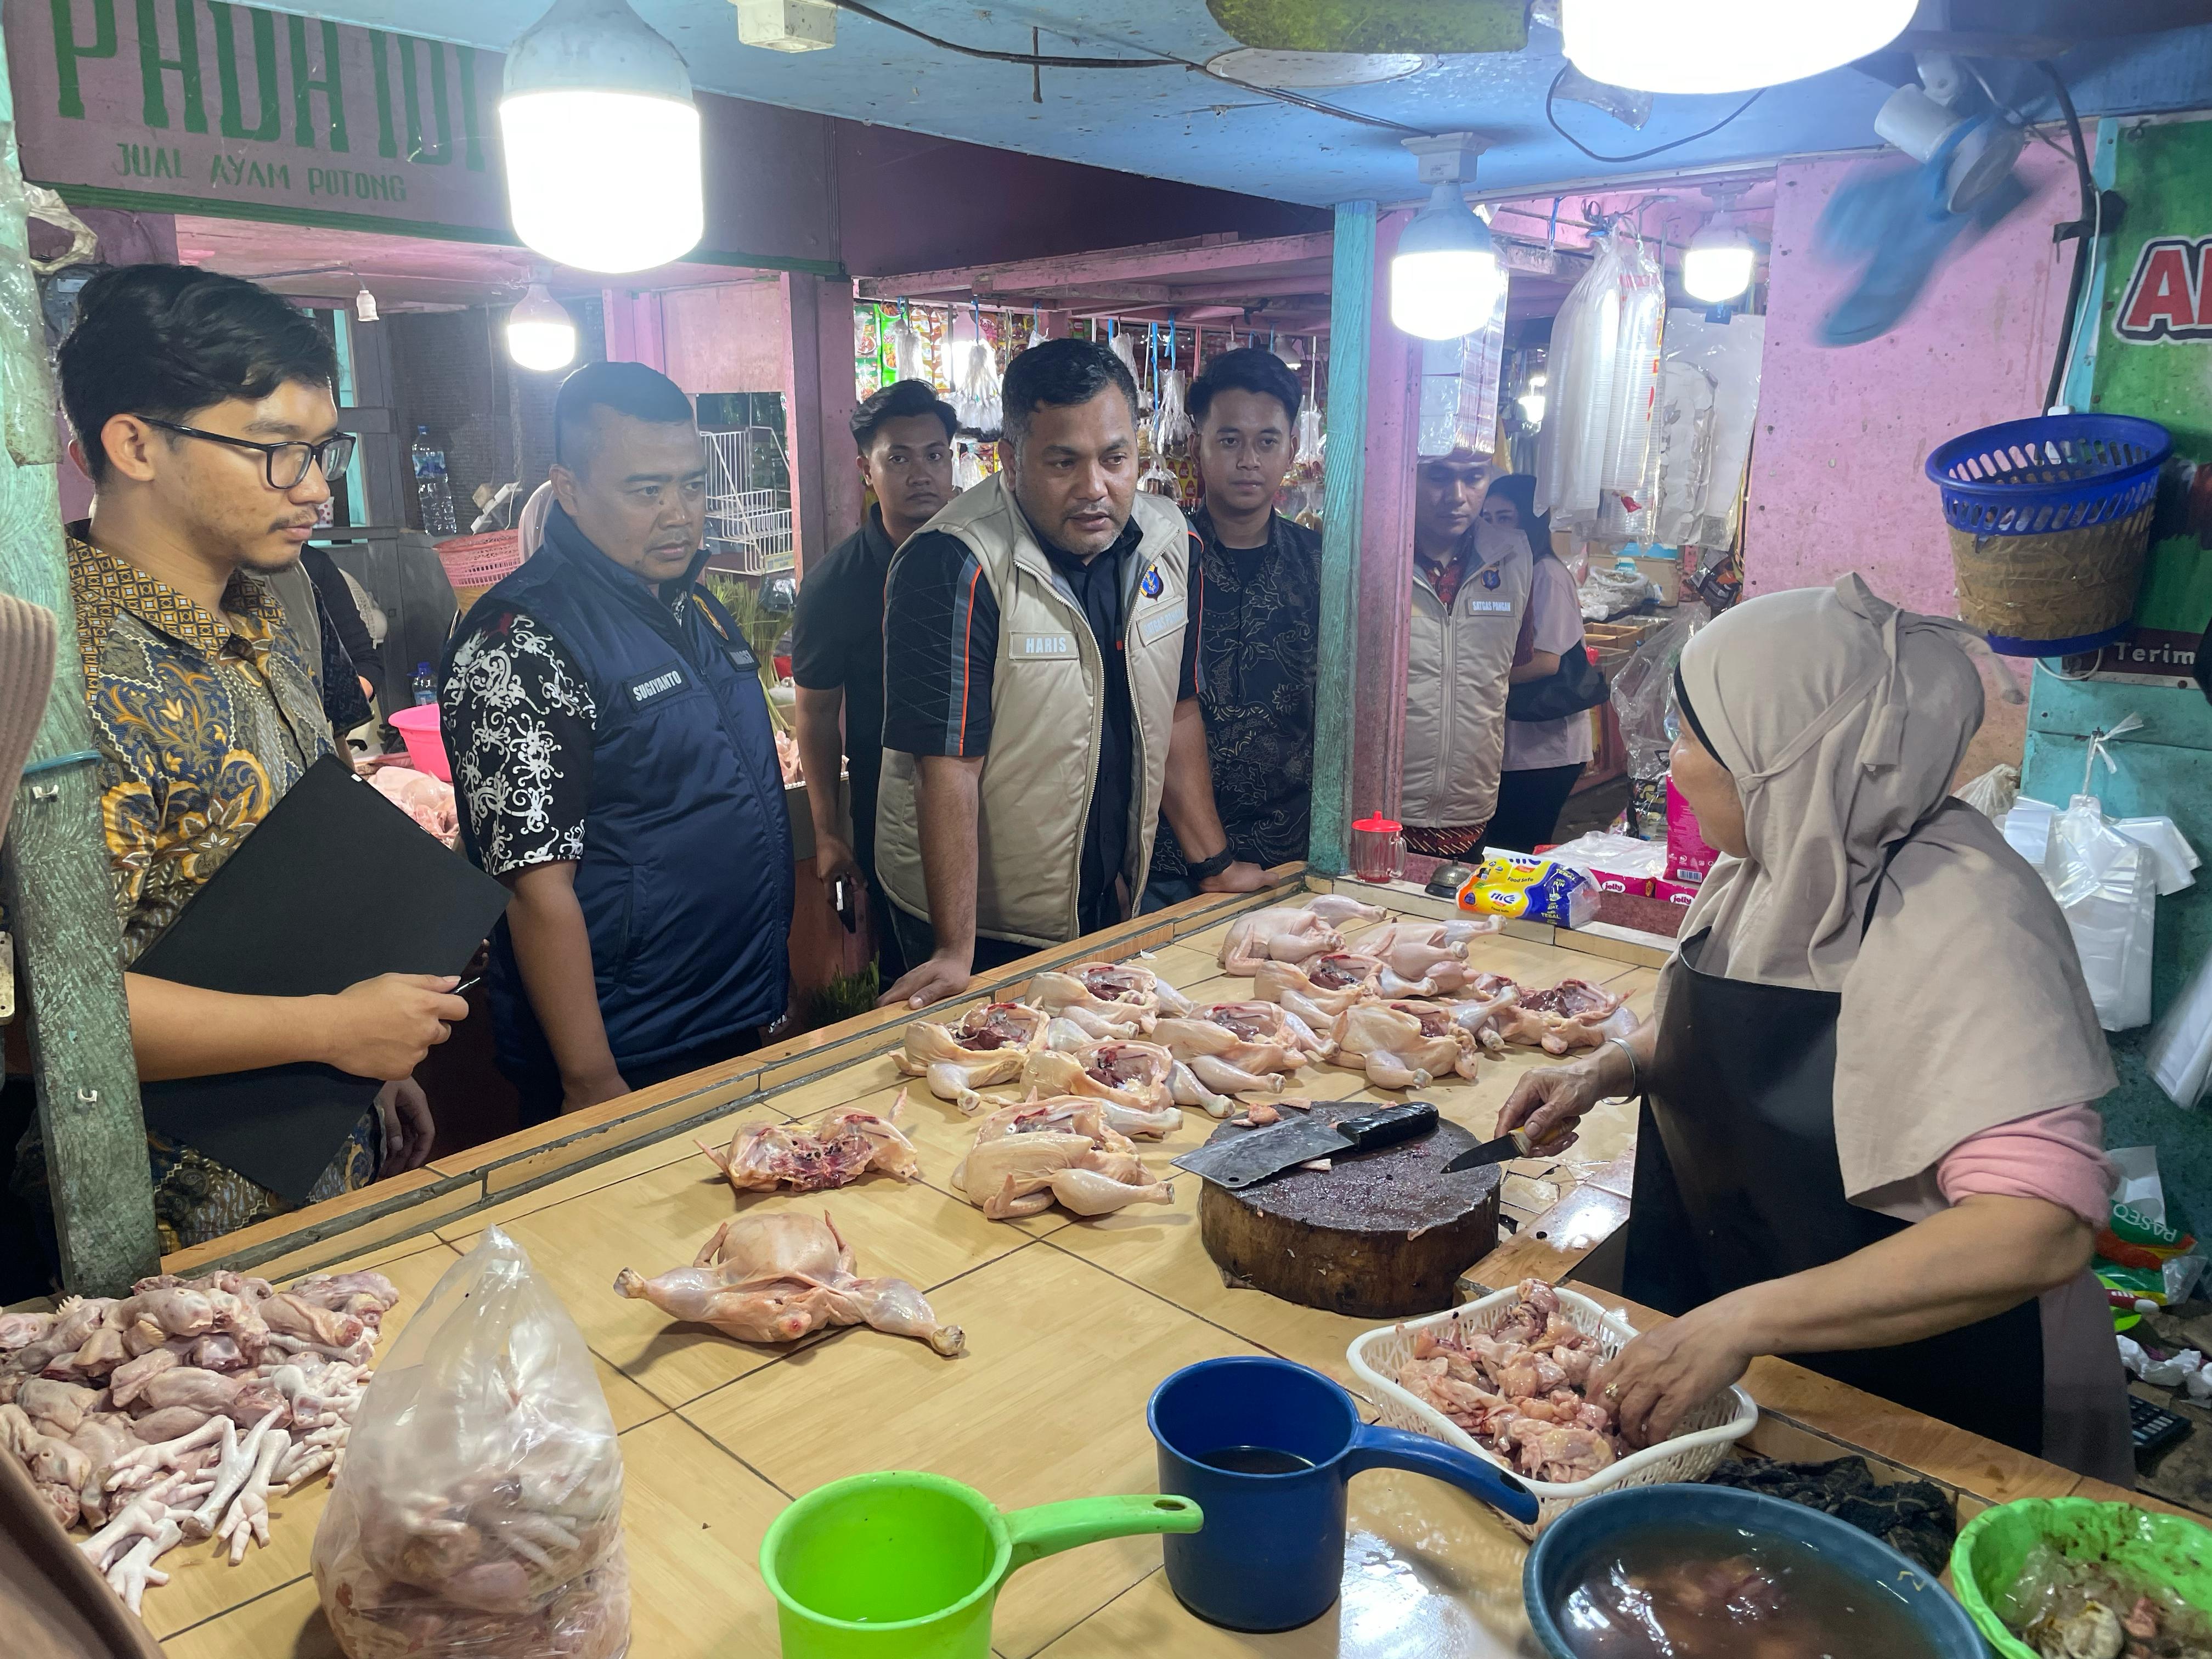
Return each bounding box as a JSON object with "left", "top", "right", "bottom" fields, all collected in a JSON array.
[
  {"left": 1536, "top": 230, "right": 1625, "bottom": 532},
  {"left": 1596, "top": 229, "right": 1666, "bottom": 542},
  {"left": 1654, "top": 309, "right": 1766, "bottom": 550}
]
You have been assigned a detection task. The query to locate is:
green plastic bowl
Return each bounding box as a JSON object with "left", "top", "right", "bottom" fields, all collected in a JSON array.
[{"left": 1950, "top": 1497, "right": 2212, "bottom": 1657}]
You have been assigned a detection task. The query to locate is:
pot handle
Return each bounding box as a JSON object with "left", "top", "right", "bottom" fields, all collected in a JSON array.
[
  {"left": 1344, "top": 1423, "right": 1541, "bottom": 1525},
  {"left": 1002, "top": 1494, "right": 1204, "bottom": 1575}
]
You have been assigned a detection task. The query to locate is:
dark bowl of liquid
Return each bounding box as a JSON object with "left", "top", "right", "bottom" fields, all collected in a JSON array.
[{"left": 1523, "top": 1483, "right": 1986, "bottom": 1659}]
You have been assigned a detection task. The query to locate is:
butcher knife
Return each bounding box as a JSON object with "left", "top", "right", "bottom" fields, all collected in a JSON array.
[
  {"left": 1441, "top": 1127, "right": 1553, "bottom": 1173},
  {"left": 1171, "top": 1101, "right": 1438, "bottom": 1190}
]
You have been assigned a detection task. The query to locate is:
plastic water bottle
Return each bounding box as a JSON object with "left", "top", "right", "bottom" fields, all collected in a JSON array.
[{"left": 411, "top": 662, "right": 437, "bottom": 706}]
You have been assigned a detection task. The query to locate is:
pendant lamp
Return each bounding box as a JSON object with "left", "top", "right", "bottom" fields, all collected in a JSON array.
[
  {"left": 500, "top": 0, "right": 703, "bottom": 273},
  {"left": 1391, "top": 135, "right": 1504, "bottom": 342},
  {"left": 1682, "top": 216, "right": 1756, "bottom": 303},
  {"left": 1561, "top": 0, "right": 1916, "bottom": 96},
  {"left": 506, "top": 284, "right": 579, "bottom": 372}
]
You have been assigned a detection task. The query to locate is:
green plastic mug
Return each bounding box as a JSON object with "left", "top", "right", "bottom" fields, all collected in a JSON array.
[{"left": 759, "top": 1470, "right": 1204, "bottom": 1657}]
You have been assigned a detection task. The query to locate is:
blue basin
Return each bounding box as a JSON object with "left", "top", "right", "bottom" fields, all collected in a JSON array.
[{"left": 1523, "top": 1483, "right": 1987, "bottom": 1658}]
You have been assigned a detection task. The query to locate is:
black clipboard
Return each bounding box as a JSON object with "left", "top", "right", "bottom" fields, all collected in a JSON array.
[{"left": 133, "top": 757, "right": 510, "bottom": 1203}]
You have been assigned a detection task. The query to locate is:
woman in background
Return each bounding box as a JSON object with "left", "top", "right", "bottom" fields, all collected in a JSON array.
[{"left": 1485, "top": 473, "right": 1593, "bottom": 852}]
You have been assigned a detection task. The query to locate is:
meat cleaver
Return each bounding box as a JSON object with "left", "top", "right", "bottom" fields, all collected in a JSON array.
[{"left": 1171, "top": 1101, "right": 1439, "bottom": 1190}]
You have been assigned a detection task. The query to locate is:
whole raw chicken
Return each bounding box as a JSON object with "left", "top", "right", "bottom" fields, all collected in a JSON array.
[
  {"left": 1151, "top": 1000, "right": 1329, "bottom": 1097},
  {"left": 1455, "top": 979, "right": 1634, "bottom": 1056},
  {"left": 1016, "top": 1040, "right": 1183, "bottom": 1122},
  {"left": 1254, "top": 952, "right": 1386, "bottom": 1028},
  {"left": 952, "top": 1101, "right": 1173, "bottom": 1220},
  {"left": 1023, "top": 962, "right": 1193, "bottom": 1036},
  {"left": 613, "top": 1212, "right": 963, "bottom": 1357},
  {"left": 897, "top": 1002, "right": 1051, "bottom": 1101},
  {"left": 1330, "top": 1000, "right": 1483, "bottom": 1090},
  {"left": 1216, "top": 896, "right": 1385, "bottom": 974},
  {"left": 368, "top": 764, "right": 459, "bottom": 844},
  {"left": 699, "top": 1093, "right": 922, "bottom": 1192},
  {"left": 1355, "top": 921, "right": 1498, "bottom": 996}
]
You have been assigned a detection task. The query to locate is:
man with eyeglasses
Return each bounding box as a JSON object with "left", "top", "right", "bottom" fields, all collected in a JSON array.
[{"left": 21, "top": 264, "right": 466, "bottom": 1255}]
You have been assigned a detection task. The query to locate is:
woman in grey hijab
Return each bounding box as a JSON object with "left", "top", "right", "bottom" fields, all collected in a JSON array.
[{"left": 1499, "top": 575, "right": 2130, "bottom": 1482}]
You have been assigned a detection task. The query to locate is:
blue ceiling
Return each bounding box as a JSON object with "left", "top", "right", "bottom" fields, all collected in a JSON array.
[{"left": 267, "top": 3, "right": 2212, "bottom": 206}]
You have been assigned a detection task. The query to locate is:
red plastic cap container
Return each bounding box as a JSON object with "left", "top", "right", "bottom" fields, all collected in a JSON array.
[{"left": 1351, "top": 815, "right": 1402, "bottom": 833}]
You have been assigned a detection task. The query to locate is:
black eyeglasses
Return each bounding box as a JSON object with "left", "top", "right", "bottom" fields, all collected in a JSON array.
[{"left": 139, "top": 417, "right": 358, "bottom": 490}]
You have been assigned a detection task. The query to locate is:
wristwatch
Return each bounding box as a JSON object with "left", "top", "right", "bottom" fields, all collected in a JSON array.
[{"left": 1187, "top": 847, "right": 1238, "bottom": 881}]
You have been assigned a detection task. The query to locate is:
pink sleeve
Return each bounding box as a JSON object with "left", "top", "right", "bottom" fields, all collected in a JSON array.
[{"left": 1936, "top": 1105, "right": 2115, "bottom": 1230}]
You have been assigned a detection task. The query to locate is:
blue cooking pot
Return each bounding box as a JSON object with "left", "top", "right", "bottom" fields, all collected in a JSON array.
[{"left": 1523, "top": 1483, "right": 1987, "bottom": 1658}]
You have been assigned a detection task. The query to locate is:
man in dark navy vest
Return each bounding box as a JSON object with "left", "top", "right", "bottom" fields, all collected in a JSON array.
[{"left": 440, "top": 363, "right": 793, "bottom": 1125}]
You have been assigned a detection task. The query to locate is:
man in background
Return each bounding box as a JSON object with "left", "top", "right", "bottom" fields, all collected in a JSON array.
[
  {"left": 1146, "top": 346, "right": 1322, "bottom": 909},
  {"left": 26, "top": 264, "right": 460, "bottom": 1253},
  {"left": 441, "top": 362, "right": 792, "bottom": 1124},
  {"left": 791, "top": 379, "right": 957, "bottom": 981},
  {"left": 1401, "top": 447, "right": 1530, "bottom": 860},
  {"left": 873, "top": 337, "right": 1263, "bottom": 1011}
]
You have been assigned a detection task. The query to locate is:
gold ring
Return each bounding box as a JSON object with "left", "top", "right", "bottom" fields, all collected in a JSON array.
[{"left": 1603, "top": 1383, "right": 1621, "bottom": 1399}]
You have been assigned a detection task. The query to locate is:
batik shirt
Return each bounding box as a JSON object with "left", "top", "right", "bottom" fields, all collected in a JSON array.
[
  {"left": 13, "top": 538, "right": 375, "bottom": 1255},
  {"left": 1151, "top": 510, "right": 1323, "bottom": 878}
]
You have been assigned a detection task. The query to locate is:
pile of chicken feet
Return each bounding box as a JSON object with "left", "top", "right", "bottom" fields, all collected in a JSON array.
[{"left": 0, "top": 1267, "right": 396, "bottom": 1611}]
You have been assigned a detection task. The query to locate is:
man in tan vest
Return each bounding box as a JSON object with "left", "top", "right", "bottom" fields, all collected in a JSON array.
[{"left": 875, "top": 338, "right": 1266, "bottom": 1009}]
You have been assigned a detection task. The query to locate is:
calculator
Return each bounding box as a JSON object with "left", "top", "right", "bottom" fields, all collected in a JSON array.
[{"left": 2130, "top": 1393, "right": 2192, "bottom": 1458}]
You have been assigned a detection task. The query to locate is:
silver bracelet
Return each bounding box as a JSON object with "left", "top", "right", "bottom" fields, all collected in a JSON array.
[{"left": 1603, "top": 1035, "right": 1642, "bottom": 1099}]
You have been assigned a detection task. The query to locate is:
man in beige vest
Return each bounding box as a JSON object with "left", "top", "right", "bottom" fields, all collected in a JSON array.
[
  {"left": 1401, "top": 447, "right": 1533, "bottom": 860},
  {"left": 875, "top": 338, "right": 1265, "bottom": 1009}
]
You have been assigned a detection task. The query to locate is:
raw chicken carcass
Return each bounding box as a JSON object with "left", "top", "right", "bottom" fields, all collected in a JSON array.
[
  {"left": 368, "top": 764, "right": 459, "bottom": 843},
  {"left": 700, "top": 1092, "right": 922, "bottom": 1192},
  {"left": 614, "top": 1211, "right": 963, "bottom": 1356},
  {"left": 1217, "top": 907, "right": 1345, "bottom": 974},
  {"left": 1329, "top": 1001, "right": 1482, "bottom": 1090},
  {"left": 775, "top": 728, "right": 803, "bottom": 785},
  {"left": 1355, "top": 922, "right": 1500, "bottom": 996},
  {"left": 1151, "top": 1001, "right": 1329, "bottom": 1098},
  {"left": 897, "top": 1001, "right": 1051, "bottom": 1101},
  {"left": 1254, "top": 952, "right": 1385, "bottom": 1028},
  {"left": 1024, "top": 962, "right": 1193, "bottom": 1036},
  {"left": 1017, "top": 1040, "right": 1178, "bottom": 1115},
  {"left": 1464, "top": 981, "right": 1635, "bottom": 1056},
  {"left": 952, "top": 1103, "right": 1173, "bottom": 1221}
]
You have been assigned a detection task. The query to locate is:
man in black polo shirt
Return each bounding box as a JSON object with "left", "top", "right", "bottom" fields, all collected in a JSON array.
[
  {"left": 1146, "top": 347, "right": 1324, "bottom": 909},
  {"left": 790, "top": 380, "right": 956, "bottom": 977}
]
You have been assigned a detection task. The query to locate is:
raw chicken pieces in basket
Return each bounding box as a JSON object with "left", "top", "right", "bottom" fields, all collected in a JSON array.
[{"left": 1393, "top": 1279, "right": 1627, "bottom": 1485}]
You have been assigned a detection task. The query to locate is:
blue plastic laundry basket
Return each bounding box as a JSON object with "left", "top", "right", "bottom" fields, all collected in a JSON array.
[{"left": 1925, "top": 414, "right": 2170, "bottom": 655}]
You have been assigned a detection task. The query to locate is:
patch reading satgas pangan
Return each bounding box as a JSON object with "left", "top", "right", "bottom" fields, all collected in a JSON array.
[{"left": 627, "top": 668, "right": 687, "bottom": 704}]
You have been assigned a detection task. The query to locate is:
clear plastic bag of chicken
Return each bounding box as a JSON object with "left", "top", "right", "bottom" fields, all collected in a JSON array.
[{"left": 311, "top": 1227, "right": 629, "bottom": 1659}]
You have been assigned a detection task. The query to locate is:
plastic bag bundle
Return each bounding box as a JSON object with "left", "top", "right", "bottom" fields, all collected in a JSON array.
[
  {"left": 312, "top": 1227, "right": 629, "bottom": 1659},
  {"left": 1293, "top": 405, "right": 1325, "bottom": 469},
  {"left": 955, "top": 340, "right": 1000, "bottom": 437},
  {"left": 2042, "top": 794, "right": 2157, "bottom": 1032},
  {"left": 1597, "top": 232, "right": 1666, "bottom": 542},
  {"left": 2148, "top": 948, "right": 2212, "bottom": 1108},
  {"left": 1154, "top": 367, "right": 1192, "bottom": 450},
  {"left": 1607, "top": 607, "right": 1705, "bottom": 785},
  {"left": 1537, "top": 234, "right": 1626, "bottom": 532},
  {"left": 1955, "top": 763, "right": 2020, "bottom": 819},
  {"left": 1108, "top": 327, "right": 1139, "bottom": 386},
  {"left": 890, "top": 310, "right": 926, "bottom": 383}
]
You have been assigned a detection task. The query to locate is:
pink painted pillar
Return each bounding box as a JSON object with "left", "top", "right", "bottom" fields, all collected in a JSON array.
[
  {"left": 1353, "top": 208, "right": 1420, "bottom": 828},
  {"left": 600, "top": 289, "right": 667, "bottom": 371},
  {"left": 782, "top": 272, "right": 861, "bottom": 577}
]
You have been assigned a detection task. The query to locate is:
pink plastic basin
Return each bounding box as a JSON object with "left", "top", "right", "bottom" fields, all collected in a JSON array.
[{"left": 387, "top": 703, "right": 451, "bottom": 782}]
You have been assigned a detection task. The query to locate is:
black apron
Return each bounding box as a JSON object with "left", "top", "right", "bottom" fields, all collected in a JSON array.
[{"left": 1621, "top": 852, "right": 2046, "bottom": 1456}]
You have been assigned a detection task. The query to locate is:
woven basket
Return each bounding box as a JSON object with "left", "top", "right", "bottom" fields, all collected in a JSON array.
[
  {"left": 1346, "top": 1284, "right": 1758, "bottom": 1538},
  {"left": 1948, "top": 503, "right": 2153, "bottom": 650}
]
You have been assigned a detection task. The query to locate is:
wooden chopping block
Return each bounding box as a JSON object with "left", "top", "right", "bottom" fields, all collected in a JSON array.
[{"left": 1196, "top": 1101, "right": 1503, "bottom": 1319}]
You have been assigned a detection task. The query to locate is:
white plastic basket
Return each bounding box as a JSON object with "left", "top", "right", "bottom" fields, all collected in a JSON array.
[{"left": 1347, "top": 1282, "right": 1758, "bottom": 1536}]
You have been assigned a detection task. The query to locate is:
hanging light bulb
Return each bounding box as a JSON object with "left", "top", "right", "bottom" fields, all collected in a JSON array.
[
  {"left": 1517, "top": 390, "right": 1547, "bottom": 426},
  {"left": 353, "top": 284, "right": 380, "bottom": 323},
  {"left": 1682, "top": 213, "right": 1757, "bottom": 303},
  {"left": 506, "top": 283, "right": 578, "bottom": 371},
  {"left": 500, "top": 0, "right": 702, "bottom": 274},
  {"left": 1562, "top": 0, "right": 1915, "bottom": 95},
  {"left": 1392, "top": 182, "right": 1504, "bottom": 341}
]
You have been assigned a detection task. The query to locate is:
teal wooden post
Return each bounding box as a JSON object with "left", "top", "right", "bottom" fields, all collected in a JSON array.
[
  {"left": 1308, "top": 202, "right": 1375, "bottom": 876},
  {"left": 0, "top": 42, "right": 160, "bottom": 1293}
]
